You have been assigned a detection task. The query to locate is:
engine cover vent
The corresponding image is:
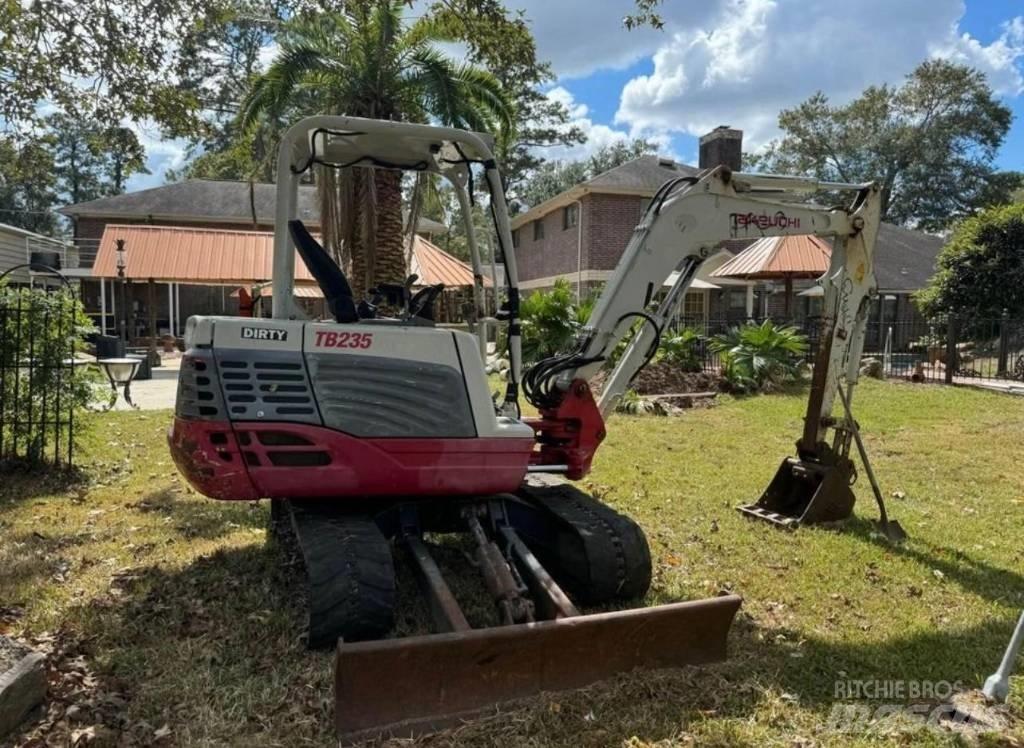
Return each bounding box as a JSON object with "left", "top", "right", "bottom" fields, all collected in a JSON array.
[{"left": 213, "top": 350, "right": 321, "bottom": 425}]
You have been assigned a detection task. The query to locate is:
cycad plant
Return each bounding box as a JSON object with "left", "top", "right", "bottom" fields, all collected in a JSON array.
[
  {"left": 240, "top": 2, "right": 513, "bottom": 297},
  {"left": 711, "top": 320, "right": 808, "bottom": 392},
  {"left": 519, "top": 279, "right": 594, "bottom": 364},
  {"left": 658, "top": 327, "right": 703, "bottom": 371}
]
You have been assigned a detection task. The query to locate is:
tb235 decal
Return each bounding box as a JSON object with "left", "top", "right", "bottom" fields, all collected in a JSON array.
[{"left": 314, "top": 330, "right": 374, "bottom": 349}]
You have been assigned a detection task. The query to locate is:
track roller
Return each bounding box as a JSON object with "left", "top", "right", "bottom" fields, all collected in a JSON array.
[
  {"left": 513, "top": 482, "right": 652, "bottom": 604},
  {"left": 286, "top": 501, "right": 396, "bottom": 649}
]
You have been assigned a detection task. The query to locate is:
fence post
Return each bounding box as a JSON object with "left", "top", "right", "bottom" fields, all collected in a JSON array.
[
  {"left": 945, "top": 314, "right": 957, "bottom": 385},
  {"left": 997, "top": 308, "right": 1010, "bottom": 377}
]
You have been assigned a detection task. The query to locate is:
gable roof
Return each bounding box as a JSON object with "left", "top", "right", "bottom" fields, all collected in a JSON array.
[
  {"left": 711, "top": 224, "right": 943, "bottom": 291},
  {"left": 511, "top": 156, "right": 699, "bottom": 229},
  {"left": 712, "top": 235, "right": 832, "bottom": 279},
  {"left": 410, "top": 236, "right": 492, "bottom": 288},
  {"left": 584, "top": 156, "right": 700, "bottom": 191},
  {"left": 59, "top": 179, "right": 447, "bottom": 234}
]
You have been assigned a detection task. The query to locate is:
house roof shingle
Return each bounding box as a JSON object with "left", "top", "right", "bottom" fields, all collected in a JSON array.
[
  {"left": 871, "top": 222, "right": 944, "bottom": 292},
  {"left": 583, "top": 156, "right": 700, "bottom": 191},
  {"left": 59, "top": 179, "right": 447, "bottom": 234},
  {"left": 711, "top": 224, "right": 943, "bottom": 291}
]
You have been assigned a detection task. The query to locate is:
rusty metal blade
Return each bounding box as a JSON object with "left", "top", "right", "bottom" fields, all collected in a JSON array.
[{"left": 335, "top": 594, "right": 742, "bottom": 742}]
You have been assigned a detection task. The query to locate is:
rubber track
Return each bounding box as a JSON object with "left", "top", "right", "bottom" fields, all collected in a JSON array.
[
  {"left": 515, "top": 484, "right": 652, "bottom": 605},
  {"left": 287, "top": 502, "right": 396, "bottom": 649}
]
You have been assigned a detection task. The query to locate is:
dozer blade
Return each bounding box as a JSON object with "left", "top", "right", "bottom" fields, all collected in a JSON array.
[
  {"left": 335, "top": 594, "right": 742, "bottom": 742},
  {"left": 738, "top": 456, "right": 856, "bottom": 529}
]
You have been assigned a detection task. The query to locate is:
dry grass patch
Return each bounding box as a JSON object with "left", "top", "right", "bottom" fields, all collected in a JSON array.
[{"left": 1, "top": 381, "right": 1023, "bottom": 746}]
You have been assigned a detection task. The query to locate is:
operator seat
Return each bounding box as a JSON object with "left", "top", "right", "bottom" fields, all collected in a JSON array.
[{"left": 287, "top": 220, "right": 358, "bottom": 323}]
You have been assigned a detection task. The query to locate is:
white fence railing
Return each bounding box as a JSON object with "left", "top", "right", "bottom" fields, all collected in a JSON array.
[{"left": 25, "top": 237, "right": 100, "bottom": 272}]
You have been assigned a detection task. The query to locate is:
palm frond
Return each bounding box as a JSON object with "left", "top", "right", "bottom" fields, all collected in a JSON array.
[{"left": 240, "top": 45, "right": 331, "bottom": 129}]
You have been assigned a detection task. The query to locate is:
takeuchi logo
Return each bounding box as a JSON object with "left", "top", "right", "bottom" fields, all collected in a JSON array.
[{"left": 730, "top": 211, "right": 801, "bottom": 231}]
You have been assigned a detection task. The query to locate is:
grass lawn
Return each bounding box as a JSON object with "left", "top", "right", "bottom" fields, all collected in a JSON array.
[{"left": 2, "top": 379, "right": 1023, "bottom": 746}]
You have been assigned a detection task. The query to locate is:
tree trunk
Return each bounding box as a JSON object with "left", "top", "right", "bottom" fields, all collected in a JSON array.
[
  {"left": 373, "top": 168, "right": 407, "bottom": 286},
  {"left": 316, "top": 166, "right": 404, "bottom": 301},
  {"left": 349, "top": 169, "right": 370, "bottom": 299}
]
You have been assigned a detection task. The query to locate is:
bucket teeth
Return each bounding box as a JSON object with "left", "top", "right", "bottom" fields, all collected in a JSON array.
[{"left": 739, "top": 455, "right": 856, "bottom": 528}]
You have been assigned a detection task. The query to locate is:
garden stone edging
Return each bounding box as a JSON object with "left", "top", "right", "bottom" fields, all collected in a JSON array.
[{"left": 0, "top": 636, "right": 46, "bottom": 739}]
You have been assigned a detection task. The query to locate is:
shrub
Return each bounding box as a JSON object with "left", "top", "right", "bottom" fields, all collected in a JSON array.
[
  {"left": 658, "top": 327, "right": 703, "bottom": 371},
  {"left": 614, "top": 389, "right": 666, "bottom": 416},
  {"left": 519, "top": 279, "right": 594, "bottom": 364},
  {"left": 0, "top": 284, "right": 97, "bottom": 465},
  {"left": 711, "top": 320, "right": 808, "bottom": 392},
  {"left": 916, "top": 203, "right": 1024, "bottom": 320}
]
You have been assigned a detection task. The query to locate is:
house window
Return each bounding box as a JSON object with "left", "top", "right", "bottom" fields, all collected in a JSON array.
[
  {"left": 533, "top": 219, "right": 545, "bottom": 241},
  {"left": 512, "top": 229, "right": 520, "bottom": 248},
  {"left": 729, "top": 289, "right": 747, "bottom": 312},
  {"left": 563, "top": 204, "right": 578, "bottom": 230},
  {"left": 682, "top": 291, "right": 705, "bottom": 324}
]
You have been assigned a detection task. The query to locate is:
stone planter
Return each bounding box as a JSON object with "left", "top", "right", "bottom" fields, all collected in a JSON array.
[{"left": 0, "top": 636, "right": 46, "bottom": 740}]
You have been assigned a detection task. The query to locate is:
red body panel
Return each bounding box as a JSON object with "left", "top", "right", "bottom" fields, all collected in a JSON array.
[
  {"left": 526, "top": 379, "right": 606, "bottom": 480},
  {"left": 168, "top": 418, "right": 535, "bottom": 501}
]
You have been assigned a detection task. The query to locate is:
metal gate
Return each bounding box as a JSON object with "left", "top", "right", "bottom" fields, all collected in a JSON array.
[{"left": 0, "top": 266, "right": 82, "bottom": 468}]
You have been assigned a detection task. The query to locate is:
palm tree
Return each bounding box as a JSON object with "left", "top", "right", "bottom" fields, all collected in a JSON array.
[{"left": 241, "top": 3, "right": 513, "bottom": 298}]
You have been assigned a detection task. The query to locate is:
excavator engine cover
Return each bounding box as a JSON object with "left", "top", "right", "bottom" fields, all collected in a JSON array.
[{"left": 738, "top": 454, "right": 856, "bottom": 529}]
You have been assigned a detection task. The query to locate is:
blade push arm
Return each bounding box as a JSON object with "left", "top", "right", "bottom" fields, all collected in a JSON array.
[{"left": 526, "top": 166, "right": 881, "bottom": 478}]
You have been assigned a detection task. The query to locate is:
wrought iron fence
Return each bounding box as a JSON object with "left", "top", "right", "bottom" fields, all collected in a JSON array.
[
  {"left": 864, "top": 313, "right": 1024, "bottom": 385},
  {"left": 662, "top": 312, "right": 1024, "bottom": 385},
  {"left": 0, "top": 272, "right": 85, "bottom": 468},
  {"left": 663, "top": 315, "right": 822, "bottom": 373}
]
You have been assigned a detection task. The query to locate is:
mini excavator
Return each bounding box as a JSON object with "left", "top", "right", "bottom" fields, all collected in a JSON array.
[{"left": 169, "top": 115, "right": 883, "bottom": 740}]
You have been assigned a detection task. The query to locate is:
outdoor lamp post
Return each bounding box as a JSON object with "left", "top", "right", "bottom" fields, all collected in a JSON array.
[{"left": 116, "top": 239, "right": 127, "bottom": 346}]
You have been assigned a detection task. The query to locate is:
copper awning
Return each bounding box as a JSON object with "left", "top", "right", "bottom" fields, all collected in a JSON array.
[
  {"left": 711, "top": 235, "right": 831, "bottom": 280},
  {"left": 93, "top": 224, "right": 484, "bottom": 288}
]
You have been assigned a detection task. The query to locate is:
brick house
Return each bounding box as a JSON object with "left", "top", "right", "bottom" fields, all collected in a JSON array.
[
  {"left": 510, "top": 127, "right": 944, "bottom": 341},
  {"left": 58, "top": 179, "right": 447, "bottom": 335}
]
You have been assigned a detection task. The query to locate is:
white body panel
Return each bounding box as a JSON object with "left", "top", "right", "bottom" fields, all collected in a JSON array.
[{"left": 191, "top": 316, "right": 531, "bottom": 440}]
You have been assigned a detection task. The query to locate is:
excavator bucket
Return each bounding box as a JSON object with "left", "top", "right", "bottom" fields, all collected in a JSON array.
[
  {"left": 738, "top": 456, "right": 856, "bottom": 529},
  {"left": 335, "top": 594, "right": 741, "bottom": 742}
]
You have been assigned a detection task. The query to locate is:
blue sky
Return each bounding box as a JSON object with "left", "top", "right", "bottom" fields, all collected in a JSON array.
[{"left": 129, "top": 0, "right": 1024, "bottom": 190}]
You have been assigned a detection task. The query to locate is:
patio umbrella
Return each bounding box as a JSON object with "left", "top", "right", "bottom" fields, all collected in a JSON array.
[{"left": 710, "top": 235, "right": 831, "bottom": 318}]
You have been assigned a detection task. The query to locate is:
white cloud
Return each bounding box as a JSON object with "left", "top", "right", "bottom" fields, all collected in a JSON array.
[
  {"left": 499, "top": 1, "right": 1024, "bottom": 154},
  {"left": 933, "top": 15, "right": 1024, "bottom": 95},
  {"left": 125, "top": 120, "right": 189, "bottom": 191},
  {"left": 506, "top": 1, "right": 683, "bottom": 79},
  {"left": 613, "top": 0, "right": 1024, "bottom": 150},
  {"left": 540, "top": 86, "right": 674, "bottom": 161}
]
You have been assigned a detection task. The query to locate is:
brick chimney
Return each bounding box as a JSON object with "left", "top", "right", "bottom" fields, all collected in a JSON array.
[{"left": 699, "top": 126, "right": 743, "bottom": 171}]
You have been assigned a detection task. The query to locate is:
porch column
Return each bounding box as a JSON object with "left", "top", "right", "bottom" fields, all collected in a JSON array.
[
  {"left": 168, "top": 283, "right": 175, "bottom": 337},
  {"left": 745, "top": 284, "right": 754, "bottom": 319},
  {"left": 148, "top": 279, "right": 157, "bottom": 358},
  {"left": 100, "top": 279, "right": 107, "bottom": 334}
]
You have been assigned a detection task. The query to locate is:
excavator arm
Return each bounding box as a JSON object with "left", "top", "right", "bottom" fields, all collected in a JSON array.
[{"left": 525, "top": 166, "right": 882, "bottom": 486}]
